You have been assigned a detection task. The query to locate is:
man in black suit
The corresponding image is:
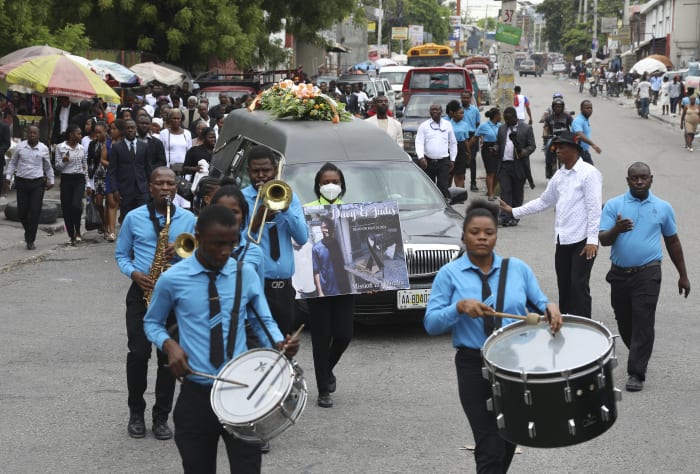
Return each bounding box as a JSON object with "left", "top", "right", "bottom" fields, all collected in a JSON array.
[
  {"left": 0, "top": 120, "right": 10, "bottom": 201},
  {"left": 51, "top": 96, "right": 79, "bottom": 144},
  {"left": 135, "top": 112, "right": 167, "bottom": 170},
  {"left": 496, "top": 107, "right": 536, "bottom": 227},
  {"left": 109, "top": 119, "right": 151, "bottom": 220}
]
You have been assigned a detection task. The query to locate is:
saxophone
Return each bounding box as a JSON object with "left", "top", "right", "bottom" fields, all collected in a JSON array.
[{"left": 143, "top": 195, "right": 172, "bottom": 307}]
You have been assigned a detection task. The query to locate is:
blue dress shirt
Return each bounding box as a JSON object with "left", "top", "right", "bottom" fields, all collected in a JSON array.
[
  {"left": 144, "top": 254, "right": 284, "bottom": 385},
  {"left": 600, "top": 190, "right": 677, "bottom": 268},
  {"left": 449, "top": 118, "right": 471, "bottom": 142},
  {"left": 424, "top": 253, "right": 549, "bottom": 349},
  {"left": 242, "top": 185, "right": 309, "bottom": 279},
  {"left": 475, "top": 120, "right": 499, "bottom": 143},
  {"left": 115, "top": 203, "right": 197, "bottom": 278},
  {"left": 234, "top": 237, "right": 265, "bottom": 288},
  {"left": 462, "top": 105, "right": 481, "bottom": 132},
  {"left": 571, "top": 114, "right": 591, "bottom": 151}
]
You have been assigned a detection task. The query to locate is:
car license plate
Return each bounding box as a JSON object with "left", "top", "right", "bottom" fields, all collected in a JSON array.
[{"left": 397, "top": 289, "right": 431, "bottom": 310}]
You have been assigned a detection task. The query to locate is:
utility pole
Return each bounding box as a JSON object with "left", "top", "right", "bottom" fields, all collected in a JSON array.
[
  {"left": 497, "top": 0, "right": 517, "bottom": 112},
  {"left": 377, "top": 0, "right": 383, "bottom": 55},
  {"left": 591, "top": 0, "right": 598, "bottom": 71},
  {"left": 583, "top": 0, "right": 588, "bottom": 23}
]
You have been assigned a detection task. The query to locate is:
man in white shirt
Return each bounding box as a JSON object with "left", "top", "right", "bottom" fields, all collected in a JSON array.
[
  {"left": 415, "top": 104, "right": 457, "bottom": 199},
  {"left": 500, "top": 130, "right": 602, "bottom": 318},
  {"left": 636, "top": 75, "right": 652, "bottom": 119},
  {"left": 353, "top": 83, "right": 370, "bottom": 116},
  {"left": 365, "top": 95, "right": 403, "bottom": 148}
]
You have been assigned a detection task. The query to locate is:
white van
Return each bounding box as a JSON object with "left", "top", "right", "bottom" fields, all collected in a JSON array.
[{"left": 378, "top": 65, "right": 413, "bottom": 110}]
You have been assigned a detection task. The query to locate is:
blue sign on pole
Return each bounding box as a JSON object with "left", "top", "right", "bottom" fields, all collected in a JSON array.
[
  {"left": 449, "top": 26, "right": 460, "bottom": 41},
  {"left": 592, "top": 38, "right": 599, "bottom": 51}
]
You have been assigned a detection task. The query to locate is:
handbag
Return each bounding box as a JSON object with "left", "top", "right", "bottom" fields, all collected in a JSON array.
[
  {"left": 85, "top": 195, "right": 103, "bottom": 231},
  {"left": 176, "top": 176, "right": 193, "bottom": 201}
]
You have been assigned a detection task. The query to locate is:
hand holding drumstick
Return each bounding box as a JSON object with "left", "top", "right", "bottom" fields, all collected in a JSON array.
[{"left": 456, "top": 300, "right": 562, "bottom": 333}]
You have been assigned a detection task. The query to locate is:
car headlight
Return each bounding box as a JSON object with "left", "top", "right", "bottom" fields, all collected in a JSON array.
[{"left": 403, "top": 131, "right": 415, "bottom": 141}]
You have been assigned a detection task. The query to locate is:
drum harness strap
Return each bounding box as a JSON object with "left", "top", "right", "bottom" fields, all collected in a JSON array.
[
  {"left": 492, "top": 258, "right": 509, "bottom": 333},
  {"left": 226, "top": 259, "right": 243, "bottom": 360}
]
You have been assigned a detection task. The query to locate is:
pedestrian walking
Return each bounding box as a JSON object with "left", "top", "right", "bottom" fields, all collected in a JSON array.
[
  {"left": 2, "top": 125, "right": 54, "bottom": 250},
  {"left": 470, "top": 107, "right": 501, "bottom": 201},
  {"left": 446, "top": 100, "right": 470, "bottom": 189},
  {"left": 636, "top": 74, "right": 652, "bottom": 119},
  {"left": 513, "top": 86, "right": 533, "bottom": 124},
  {"left": 571, "top": 100, "right": 602, "bottom": 165},
  {"left": 461, "top": 91, "right": 481, "bottom": 192},
  {"left": 424, "top": 199, "right": 562, "bottom": 473},
  {"left": 415, "top": 103, "right": 457, "bottom": 199},
  {"left": 659, "top": 76, "right": 671, "bottom": 116},
  {"left": 499, "top": 131, "right": 602, "bottom": 318},
  {"left": 55, "top": 124, "right": 87, "bottom": 245},
  {"left": 599, "top": 162, "right": 690, "bottom": 392},
  {"left": 680, "top": 95, "right": 699, "bottom": 151},
  {"left": 669, "top": 76, "right": 683, "bottom": 116}
]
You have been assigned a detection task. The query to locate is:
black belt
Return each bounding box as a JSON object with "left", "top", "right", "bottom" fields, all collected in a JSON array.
[
  {"left": 15, "top": 176, "right": 45, "bottom": 182},
  {"left": 265, "top": 278, "right": 291, "bottom": 289},
  {"left": 611, "top": 260, "right": 661, "bottom": 274},
  {"left": 425, "top": 155, "right": 449, "bottom": 161}
]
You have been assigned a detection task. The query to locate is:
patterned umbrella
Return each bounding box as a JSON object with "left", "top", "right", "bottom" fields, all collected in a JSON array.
[
  {"left": 0, "top": 54, "right": 120, "bottom": 102},
  {"left": 0, "top": 45, "right": 69, "bottom": 65},
  {"left": 89, "top": 59, "right": 140, "bottom": 85}
]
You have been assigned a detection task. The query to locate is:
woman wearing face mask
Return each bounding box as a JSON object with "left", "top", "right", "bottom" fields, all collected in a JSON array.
[{"left": 304, "top": 162, "right": 353, "bottom": 409}]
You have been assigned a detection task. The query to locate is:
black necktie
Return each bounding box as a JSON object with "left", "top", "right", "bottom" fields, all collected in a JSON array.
[
  {"left": 208, "top": 272, "right": 224, "bottom": 367},
  {"left": 130, "top": 141, "right": 136, "bottom": 159},
  {"left": 269, "top": 225, "right": 280, "bottom": 261},
  {"left": 477, "top": 271, "right": 497, "bottom": 336}
]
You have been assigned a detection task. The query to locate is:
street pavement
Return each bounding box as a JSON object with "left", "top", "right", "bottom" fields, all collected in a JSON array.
[{"left": 1, "top": 74, "right": 700, "bottom": 473}]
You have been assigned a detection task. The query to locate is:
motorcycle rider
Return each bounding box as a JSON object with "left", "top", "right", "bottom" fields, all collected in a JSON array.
[{"left": 542, "top": 98, "right": 573, "bottom": 178}]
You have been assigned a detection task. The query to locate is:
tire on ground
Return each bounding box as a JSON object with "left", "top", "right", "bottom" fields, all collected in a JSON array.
[{"left": 4, "top": 200, "right": 59, "bottom": 224}]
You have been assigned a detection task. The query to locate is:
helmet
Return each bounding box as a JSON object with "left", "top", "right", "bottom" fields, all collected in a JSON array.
[
  {"left": 552, "top": 98, "right": 565, "bottom": 109},
  {"left": 552, "top": 92, "right": 564, "bottom": 99}
]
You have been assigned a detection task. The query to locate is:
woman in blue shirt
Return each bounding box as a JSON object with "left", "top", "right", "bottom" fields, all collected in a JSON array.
[
  {"left": 446, "top": 100, "right": 471, "bottom": 189},
  {"left": 424, "top": 200, "right": 562, "bottom": 473},
  {"left": 304, "top": 162, "right": 354, "bottom": 409},
  {"left": 470, "top": 107, "right": 501, "bottom": 201}
]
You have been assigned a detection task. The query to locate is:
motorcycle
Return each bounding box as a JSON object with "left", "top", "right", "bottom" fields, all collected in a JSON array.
[{"left": 589, "top": 77, "right": 598, "bottom": 97}]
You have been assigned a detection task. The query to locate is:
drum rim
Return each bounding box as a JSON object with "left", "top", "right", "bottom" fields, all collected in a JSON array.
[
  {"left": 210, "top": 348, "right": 295, "bottom": 425},
  {"left": 482, "top": 314, "right": 615, "bottom": 379}
]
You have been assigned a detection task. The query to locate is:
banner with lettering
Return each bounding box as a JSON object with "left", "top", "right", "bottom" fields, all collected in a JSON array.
[{"left": 292, "top": 201, "right": 410, "bottom": 298}]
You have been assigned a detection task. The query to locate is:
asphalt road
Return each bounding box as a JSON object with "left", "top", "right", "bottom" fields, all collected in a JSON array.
[{"left": 1, "top": 74, "right": 699, "bottom": 473}]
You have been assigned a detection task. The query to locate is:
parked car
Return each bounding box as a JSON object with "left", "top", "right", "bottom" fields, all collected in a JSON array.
[
  {"left": 518, "top": 59, "right": 538, "bottom": 77},
  {"left": 337, "top": 74, "right": 396, "bottom": 113},
  {"left": 473, "top": 73, "right": 492, "bottom": 105},
  {"left": 210, "top": 109, "right": 463, "bottom": 323},
  {"left": 552, "top": 61, "right": 567, "bottom": 74},
  {"left": 398, "top": 93, "right": 461, "bottom": 158},
  {"left": 378, "top": 65, "right": 413, "bottom": 110}
]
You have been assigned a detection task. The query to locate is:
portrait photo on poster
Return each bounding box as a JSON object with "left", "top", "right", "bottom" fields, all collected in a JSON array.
[{"left": 292, "top": 201, "right": 410, "bottom": 298}]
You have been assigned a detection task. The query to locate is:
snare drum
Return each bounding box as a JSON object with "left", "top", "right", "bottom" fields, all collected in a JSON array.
[
  {"left": 482, "top": 315, "right": 621, "bottom": 448},
  {"left": 211, "top": 348, "right": 308, "bottom": 442}
]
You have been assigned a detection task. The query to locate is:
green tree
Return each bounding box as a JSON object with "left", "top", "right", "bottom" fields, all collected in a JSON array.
[
  {"left": 477, "top": 17, "right": 497, "bottom": 31},
  {"left": 0, "top": 1, "right": 89, "bottom": 55}
]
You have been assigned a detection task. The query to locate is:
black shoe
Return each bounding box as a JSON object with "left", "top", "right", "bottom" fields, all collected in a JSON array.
[
  {"left": 328, "top": 373, "right": 337, "bottom": 393},
  {"left": 128, "top": 413, "right": 146, "bottom": 438},
  {"left": 626, "top": 375, "right": 643, "bottom": 392},
  {"left": 260, "top": 440, "right": 271, "bottom": 454},
  {"left": 470, "top": 184, "right": 479, "bottom": 192},
  {"left": 508, "top": 218, "right": 519, "bottom": 227},
  {"left": 26, "top": 242, "right": 36, "bottom": 250},
  {"left": 152, "top": 420, "right": 173, "bottom": 440},
  {"left": 318, "top": 392, "right": 333, "bottom": 408}
]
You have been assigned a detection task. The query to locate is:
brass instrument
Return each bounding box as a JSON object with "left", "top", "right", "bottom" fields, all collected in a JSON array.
[
  {"left": 174, "top": 232, "right": 198, "bottom": 259},
  {"left": 247, "top": 161, "right": 293, "bottom": 244},
  {"left": 144, "top": 195, "right": 172, "bottom": 307}
]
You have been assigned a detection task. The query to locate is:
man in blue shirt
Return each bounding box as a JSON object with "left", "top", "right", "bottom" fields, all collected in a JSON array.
[
  {"left": 242, "top": 145, "right": 308, "bottom": 336},
  {"left": 571, "top": 100, "right": 602, "bottom": 166},
  {"left": 461, "top": 91, "right": 481, "bottom": 192},
  {"left": 115, "top": 167, "right": 196, "bottom": 440},
  {"left": 599, "top": 162, "right": 690, "bottom": 392},
  {"left": 144, "top": 204, "right": 300, "bottom": 473}
]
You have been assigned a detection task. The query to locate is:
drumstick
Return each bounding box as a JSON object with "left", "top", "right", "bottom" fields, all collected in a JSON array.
[
  {"left": 484, "top": 311, "right": 541, "bottom": 325},
  {"left": 246, "top": 324, "right": 305, "bottom": 401},
  {"left": 189, "top": 370, "right": 249, "bottom": 387}
]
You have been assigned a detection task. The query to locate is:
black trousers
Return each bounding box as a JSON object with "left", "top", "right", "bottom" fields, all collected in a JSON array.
[
  {"left": 120, "top": 193, "right": 148, "bottom": 222},
  {"left": 307, "top": 294, "right": 355, "bottom": 393},
  {"left": 125, "top": 282, "right": 175, "bottom": 422},
  {"left": 456, "top": 348, "right": 516, "bottom": 474},
  {"left": 264, "top": 278, "right": 296, "bottom": 336},
  {"left": 14, "top": 177, "right": 46, "bottom": 244},
  {"left": 554, "top": 239, "right": 595, "bottom": 318},
  {"left": 174, "top": 380, "right": 262, "bottom": 474},
  {"left": 606, "top": 265, "right": 662, "bottom": 380},
  {"left": 424, "top": 156, "right": 451, "bottom": 199},
  {"left": 59, "top": 173, "right": 85, "bottom": 239},
  {"left": 468, "top": 131, "right": 478, "bottom": 186},
  {"left": 581, "top": 149, "right": 594, "bottom": 166},
  {"left": 497, "top": 162, "right": 524, "bottom": 220}
]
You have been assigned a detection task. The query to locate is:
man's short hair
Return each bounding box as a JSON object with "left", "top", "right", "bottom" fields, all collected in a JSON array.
[
  {"left": 197, "top": 204, "right": 238, "bottom": 233},
  {"left": 247, "top": 145, "right": 278, "bottom": 167},
  {"left": 150, "top": 166, "right": 176, "bottom": 182}
]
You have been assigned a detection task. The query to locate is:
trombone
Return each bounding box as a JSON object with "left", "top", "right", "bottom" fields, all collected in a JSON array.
[
  {"left": 174, "top": 232, "right": 197, "bottom": 259},
  {"left": 247, "top": 161, "right": 293, "bottom": 244}
]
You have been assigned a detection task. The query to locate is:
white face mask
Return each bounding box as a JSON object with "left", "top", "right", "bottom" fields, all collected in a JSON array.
[{"left": 319, "top": 183, "right": 342, "bottom": 202}]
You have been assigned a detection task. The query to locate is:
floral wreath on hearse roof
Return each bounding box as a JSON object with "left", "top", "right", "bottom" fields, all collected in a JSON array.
[{"left": 248, "top": 80, "right": 353, "bottom": 123}]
